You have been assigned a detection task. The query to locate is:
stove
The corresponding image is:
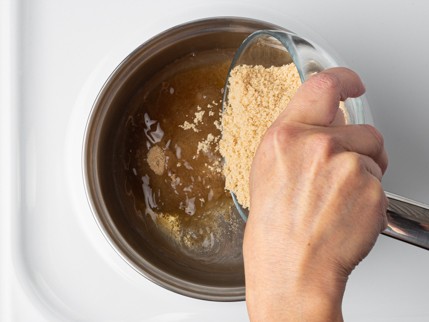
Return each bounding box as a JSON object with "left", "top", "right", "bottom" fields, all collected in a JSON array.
[{"left": 2, "top": 0, "right": 429, "bottom": 321}]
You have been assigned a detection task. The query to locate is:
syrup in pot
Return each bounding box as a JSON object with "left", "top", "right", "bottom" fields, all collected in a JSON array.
[{"left": 116, "top": 48, "right": 244, "bottom": 269}]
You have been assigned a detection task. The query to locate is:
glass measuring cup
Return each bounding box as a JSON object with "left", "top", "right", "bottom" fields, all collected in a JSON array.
[{"left": 222, "top": 30, "right": 429, "bottom": 250}]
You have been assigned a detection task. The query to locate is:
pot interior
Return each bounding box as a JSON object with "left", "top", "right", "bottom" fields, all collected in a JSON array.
[{"left": 85, "top": 17, "right": 289, "bottom": 300}]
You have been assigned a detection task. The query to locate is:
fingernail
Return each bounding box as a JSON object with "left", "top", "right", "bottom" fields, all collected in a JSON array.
[{"left": 362, "top": 81, "right": 366, "bottom": 91}]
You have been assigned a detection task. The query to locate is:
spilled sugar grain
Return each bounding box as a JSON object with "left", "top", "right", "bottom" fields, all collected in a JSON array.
[{"left": 147, "top": 145, "right": 165, "bottom": 175}]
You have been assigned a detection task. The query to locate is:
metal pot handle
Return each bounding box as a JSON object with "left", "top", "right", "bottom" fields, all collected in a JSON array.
[{"left": 384, "top": 192, "right": 429, "bottom": 250}]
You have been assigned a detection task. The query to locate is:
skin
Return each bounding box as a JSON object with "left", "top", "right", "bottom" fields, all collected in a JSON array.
[{"left": 244, "top": 68, "right": 389, "bottom": 321}]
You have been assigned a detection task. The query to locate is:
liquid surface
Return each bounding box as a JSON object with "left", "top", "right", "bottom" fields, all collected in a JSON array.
[{"left": 115, "top": 49, "right": 245, "bottom": 272}]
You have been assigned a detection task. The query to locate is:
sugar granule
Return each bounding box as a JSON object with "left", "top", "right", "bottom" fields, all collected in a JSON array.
[
  {"left": 179, "top": 121, "right": 200, "bottom": 132},
  {"left": 147, "top": 145, "right": 166, "bottom": 176},
  {"left": 197, "top": 133, "right": 215, "bottom": 155},
  {"left": 214, "top": 120, "right": 222, "bottom": 131},
  {"left": 194, "top": 111, "right": 205, "bottom": 124}
]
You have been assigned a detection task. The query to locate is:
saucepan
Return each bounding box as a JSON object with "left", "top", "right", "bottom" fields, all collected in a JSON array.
[
  {"left": 83, "top": 17, "right": 429, "bottom": 303},
  {"left": 84, "top": 17, "right": 289, "bottom": 301}
]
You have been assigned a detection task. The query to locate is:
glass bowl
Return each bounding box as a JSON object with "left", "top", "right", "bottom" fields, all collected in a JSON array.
[{"left": 221, "top": 30, "right": 371, "bottom": 222}]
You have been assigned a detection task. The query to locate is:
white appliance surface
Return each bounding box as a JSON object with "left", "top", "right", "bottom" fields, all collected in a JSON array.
[{"left": 2, "top": 0, "right": 429, "bottom": 321}]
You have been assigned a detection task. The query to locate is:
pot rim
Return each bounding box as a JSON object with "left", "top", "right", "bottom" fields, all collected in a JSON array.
[{"left": 82, "top": 16, "right": 291, "bottom": 301}]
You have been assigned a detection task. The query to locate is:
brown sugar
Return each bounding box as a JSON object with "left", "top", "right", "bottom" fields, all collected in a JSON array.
[
  {"left": 179, "top": 121, "right": 199, "bottom": 132},
  {"left": 147, "top": 145, "right": 165, "bottom": 175},
  {"left": 219, "top": 64, "right": 302, "bottom": 209},
  {"left": 219, "top": 64, "right": 350, "bottom": 209},
  {"left": 194, "top": 111, "right": 205, "bottom": 124}
]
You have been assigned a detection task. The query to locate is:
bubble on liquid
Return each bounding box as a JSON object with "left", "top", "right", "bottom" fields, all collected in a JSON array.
[
  {"left": 171, "top": 176, "right": 180, "bottom": 189},
  {"left": 151, "top": 123, "right": 164, "bottom": 143},
  {"left": 201, "top": 233, "right": 215, "bottom": 249},
  {"left": 175, "top": 144, "right": 181, "bottom": 159},
  {"left": 183, "top": 184, "right": 193, "bottom": 192},
  {"left": 165, "top": 139, "right": 171, "bottom": 149},
  {"left": 144, "top": 113, "right": 156, "bottom": 127},
  {"left": 142, "top": 174, "right": 158, "bottom": 225},
  {"left": 170, "top": 87, "right": 174, "bottom": 94},
  {"left": 185, "top": 196, "right": 196, "bottom": 216},
  {"left": 144, "top": 113, "right": 164, "bottom": 144},
  {"left": 183, "top": 161, "right": 193, "bottom": 170}
]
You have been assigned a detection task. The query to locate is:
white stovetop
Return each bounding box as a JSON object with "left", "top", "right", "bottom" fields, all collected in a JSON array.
[{"left": 2, "top": 0, "right": 429, "bottom": 321}]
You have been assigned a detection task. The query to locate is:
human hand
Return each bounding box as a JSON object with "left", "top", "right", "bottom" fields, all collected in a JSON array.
[{"left": 243, "top": 68, "right": 388, "bottom": 321}]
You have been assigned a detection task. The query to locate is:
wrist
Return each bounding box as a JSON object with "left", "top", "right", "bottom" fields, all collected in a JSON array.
[
  {"left": 244, "top": 219, "right": 347, "bottom": 321},
  {"left": 246, "top": 272, "right": 345, "bottom": 322}
]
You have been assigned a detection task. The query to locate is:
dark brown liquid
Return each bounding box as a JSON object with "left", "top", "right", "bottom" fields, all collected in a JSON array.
[{"left": 115, "top": 49, "right": 245, "bottom": 271}]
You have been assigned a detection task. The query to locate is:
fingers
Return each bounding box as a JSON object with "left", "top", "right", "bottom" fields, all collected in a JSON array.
[
  {"left": 366, "top": 174, "right": 389, "bottom": 233},
  {"left": 320, "top": 124, "right": 388, "bottom": 174},
  {"left": 340, "top": 152, "right": 388, "bottom": 231},
  {"left": 335, "top": 152, "right": 387, "bottom": 232},
  {"left": 278, "top": 68, "right": 366, "bottom": 127},
  {"left": 360, "top": 154, "right": 383, "bottom": 182}
]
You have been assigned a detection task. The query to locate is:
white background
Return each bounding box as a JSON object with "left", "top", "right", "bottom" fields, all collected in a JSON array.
[{"left": 1, "top": 0, "right": 429, "bottom": 321}]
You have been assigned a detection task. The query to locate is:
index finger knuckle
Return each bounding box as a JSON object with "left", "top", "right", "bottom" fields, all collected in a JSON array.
[
  {"left": 306, "top": 132, "right": 339, "bottom": 158},
  {"left": 359, "top": 124, "right": 385, "bottom": 148},
  {"left": 307, "top": 73, "right": 341, "bottom": 96},
  {"left": 263, "top": 123, "right": 300, "bottom": 150}
]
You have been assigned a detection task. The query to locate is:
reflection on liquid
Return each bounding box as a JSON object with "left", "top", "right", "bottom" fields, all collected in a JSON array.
[
  {"left": 142, "top": 174, "right": 158, "bottom": 225},
  {"left": 144, "top": 113, "right": 164, "bottom": 145}
]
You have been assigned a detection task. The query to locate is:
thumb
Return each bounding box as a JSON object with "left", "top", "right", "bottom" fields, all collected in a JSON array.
[{"left": 276, "top": 67, "right": 366, "bottom": 127}]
